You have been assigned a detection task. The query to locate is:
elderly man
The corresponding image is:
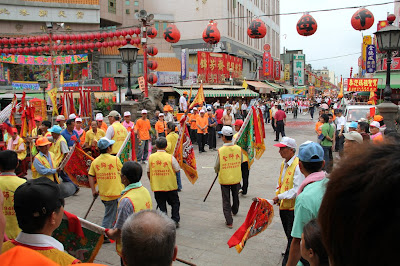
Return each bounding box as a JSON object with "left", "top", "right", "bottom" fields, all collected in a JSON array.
[
  {"left": 273, "top": 137, "right": 305, "bottom": 266},
  {"left": 122, "top": 111, "right": 135, "bottom": 131},
  {"left": 56, "top": 115, "right": 66, "bottom": 129},
  {"left": 84, "top": 121, "right": 106, "bottom": 157},
  {"left": 121, "top": 210, "right": 177, "bottom": 266},
  {"left": 179, "top": 91, "right": 188, "bottom": 112},
  {"left": 106, "top": 110, "right": 128, "bottom": 155},
  {"left": 134, "top": 110, "right": 151, "bottom": 164},
  {"left": 31, "top": 137, "right": 61, "bottom": 183},
  {"left": 343, "top": 131, "right": 363, "bottom": 154},
  {"left": 96, "top": 113, "right": 108, "bottom": 132},
  {"left": 7, "top": 128, "right": 27, "bottom": 177},
  {"left": 370, "top": 121, "right": 383, "bottom": 144}
]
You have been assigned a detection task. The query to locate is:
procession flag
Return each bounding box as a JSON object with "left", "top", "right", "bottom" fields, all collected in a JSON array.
[
  {"left": 235, "top": 110, "right": 255, "bottom": 167},
  {"left": 173, "top": 116, "right": 198, "bottom": 184},
  {"left": 9, "top": 94, "right": 17, "bottom": 126},
  {"left": 117, "top": 131, "right": 137, "bottom": 163},
  {"left": 369, "top": 90, "right": 377, "bottom": 105},
  {"left": 227, "top": 198, "right": 274, "bottom": 253},
  {"left": 242, "top": 80, "right": 248, "bottom": 90},
  {"left": 254, "top": 107, "right": 265, "bottom": 160},
  {"left": 47, "top": 87, "right": 59, "bottom": 116},
  {"left": 189, "top": 83, "right": 205, "bottom": 110}
]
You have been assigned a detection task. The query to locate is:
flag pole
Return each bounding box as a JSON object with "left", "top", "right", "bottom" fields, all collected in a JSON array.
[
  {"left": 84, "top": 195, "right": 98, "bottom": 219},
  {"left": 203, "top": 174, "right": 218, "bottom": 202},
  {"left": 176, "top": 258, "right": 197, "bottom": 266}
]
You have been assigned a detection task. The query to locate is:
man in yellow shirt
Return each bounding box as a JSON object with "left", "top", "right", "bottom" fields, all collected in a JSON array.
[
  {"left": 233, "top": 119, "right": 250, "bottom": 195},
  {"left": 1, "top": 177, "right": 80, "bottom": 265},
  {"left": 147, "top": 137, "right": 181, "bottom": 227},
  {"left": 84, "top": 121, "right": 106, "bottom": 157},
  {"left": 31, "top": 116, "right": 43, "bottom": 137},
  {"left": 106, "top": 111, "right": 128, "bottom": 155},
  {"left": 214, "top": 126, "right": 242, "bottom": 229},
  {"left": 0, "top": 150, "right": 26, "bottom": 239},
  {"left": 166, "top": 122, "right": 182, "bottom": 192},
  {"left": 134, "top": 109, "right": 151, "bottom": 164},
  {"left": 88, "top": 137, "right": 124, "bottom": 234}
]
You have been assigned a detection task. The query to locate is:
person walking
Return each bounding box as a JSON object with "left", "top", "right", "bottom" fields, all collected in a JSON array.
[
  {"left": 134, "top": 110, "right": 151, "bottom": 164},
  {"left": 189, "top": 108, "right": 199, "bottom": 144},
  {"left": 273, "top": 137, "right": 305, "bottom": 266},
  {"left": 271, "top": 103, "right": 278, "bottom": 132},
  {"left": 207, "top": 107, "right": 217, "bottom": 151},
  {"left": 6, "top": 128, "right": 27, "bottom": 177},
  {"left": 61, "top": 119, "right": 79, "bottom": 148},
  {"left": 214, "top": 126, "right": 242, "bottom": 229},
  {"left": 274, "top": 105, "right": 287, "bottom": 141},
  {"left": 179, "top": 91, "right": 188, "bottom": 112},
  {"left": 166, "top": 122, "right": 182, "bottom": 192},
  {"left": 196, "top": 110, "right": 208, "bottom": 153},
  {"left": 320, "top": 114, "right": 335, "bottom": 172},
  {"left": 233, "top": 119, "right": 250, "bottom": 195},
  {"left": 106, "top": 111, "right": 128, "bottom": 155},
  {"left": 147, "top": 137, "right": 181, "bottom": 227},
  {"left": 334, "top": 109, "right": 345, "bottom": 153}
]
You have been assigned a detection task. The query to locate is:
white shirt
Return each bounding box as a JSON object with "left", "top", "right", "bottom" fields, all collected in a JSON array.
[
  {"left": 7, "top": 136, "right": 24, "bottom": 151},
  {"left": 147, "top": 150, "right": 180, "bottom": 173},
  {"left": 276, "top": 155, "right": 305, "bottom": 200},
  {"left": 179, "top": 96, "right": 187, "bottom": 111},
  {"left": 105, "top": 121, "right": 116, "bottom": 139},
  {"left": 335, "top": 116, "right": 346, "bottom": 131},
  {"left": 241, "top": 103, "right": 247, "bottom": 111},
  {"left": 15, "top": 232, "right": 65, "bottom": 251},
  {"left": 213, "top": 102, "right": 220, "bottom": 109}
]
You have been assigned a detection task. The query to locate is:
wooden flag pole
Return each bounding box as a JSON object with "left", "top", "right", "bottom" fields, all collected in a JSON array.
[
  {"left": 84, "top": 195, "right": 98, "bottom": 219},
  {"left": 203, "top": 174, "right": 218, "bottom": 202},
  {"left": 176, "top": 257, "right": 196, "bottom": 266}
]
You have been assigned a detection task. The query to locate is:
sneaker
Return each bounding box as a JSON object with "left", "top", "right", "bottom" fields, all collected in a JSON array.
[
  {"left": 274, "top": 139, "right": 279, "bottom": 141},
  {"left": 238, "top": 189, "right": 243, "bottom": 194},
  {"left": 226, "top": 223, "right": 233, "bottom": 229},
  {"left": 175, "top": 222, "right": 180, "bottom": 228}
]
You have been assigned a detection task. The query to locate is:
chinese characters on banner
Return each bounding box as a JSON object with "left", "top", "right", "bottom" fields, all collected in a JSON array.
[
  {"left": 362, "top": 36, "right": 372, "bottom": 70},
  {"left": 138, "top": 76, "right": 145, "bottom": 91},
  {"left": 382, "top": 57, "right": 400, "bottom": 70},
  {"left": 0, "top": 54, "right": 88, "bottom": 65},
  {"left": 366, "top": 45, "right": 376, "bottom": 73},
  {"left": 262, "top": 52, "right": 273, "bottom": 79},
  {"left": 197, "top": 52, "right": 243, "bottom": 84},
  {"left": 274, "top": 61, "right": 281, "bottom": 80},
  {"left": 347, "top": 78, "right": 378, "bottom": 92},
  {"left": 284, "top": 64, "right": 290, "bottom": 81},
  {"left": 293, "top": 54, "right": 305, "bottom": 86}
]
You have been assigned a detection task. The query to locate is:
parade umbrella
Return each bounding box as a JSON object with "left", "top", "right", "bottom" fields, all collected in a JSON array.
[{"left": 320, "top": 103, "right": 329, "bottom": 109}]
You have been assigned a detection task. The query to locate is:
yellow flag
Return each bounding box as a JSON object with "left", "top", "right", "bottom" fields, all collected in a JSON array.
[
  {"left": 47, "top": 87, "right": 59, "bottom": 116},
  {"left": 242, "top": 80, "right": 248, "bottom": 90},
  {"left": 60, "top": 71, "right": 64, "bottom": 85},
  {"left": 189, "top": 83, "right": 205, "bottom": 110}
]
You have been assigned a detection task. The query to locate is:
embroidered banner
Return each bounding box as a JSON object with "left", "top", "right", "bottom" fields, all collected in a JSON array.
[{"left": 0, "top": 54, "right": 88, "bottom": 65}]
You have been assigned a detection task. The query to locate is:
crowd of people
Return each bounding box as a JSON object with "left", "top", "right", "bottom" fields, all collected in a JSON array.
[{"left": 0, "top": 91, "right": 399, "bottom": 266}]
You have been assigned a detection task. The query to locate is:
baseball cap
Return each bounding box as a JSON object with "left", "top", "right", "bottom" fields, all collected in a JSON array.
[
  {"left": 183, "top": 91, "right": 188, "bottom": 95},
  {"left": 56, "top": 115, "right": 65, "bottom": 122},
  {"left": 11, "top": 128, "right": 18, "bottom": 134},
  {"left": 124, "top": 111, "right": 131, "bottom": 117},
  {"left": 349, "top": 121, "right": 358, "bottom": 129},
  {"left": 199, "top": 109, "right": 205, "bottom": 113},
  {"left": 370, "top": 121, "right": 380, "bottom": 128},
  {"left": 95, "top": 113, "right": 104, "bottom": 121},
  {"left": 108, "top": 110, "right": 121, "bottom": 117},
  {"left": 159, "top": 113, "right": 164, "bottom": 117},
  {"left": 141, "top": 109, "right": 148, "bottom": 114},
  {"left": 36, "top": 137, "right": 52, "bottom": 146},
  {"left": 48, "top": 125, "right": 62, "bottom": 134},
  {"left": 274, "top": 137, "right": 297, "bottom": 149},
  {"left": 69, "top": 114, "right": 76, "bottom": 120},
  {"left": 218, "top": 126, "right": 234, "bottom": 136},
  {"left": 233, "top": 119, "right": 244, "bottom": 127},
  {"left": 97, "top": 137, "right": 115, "bottom": 150},
  {"left": 193, "top": 107, "right": 198, "bottom": 111},
  {"left": 75, "top": 117, "right": 82, "bottom": 122},
  {"left": 344, "top": 131, "right": 363, "bottom": 144},
  {"left": 14, "top": 177, "right": 64, "bottom": 219},
  {"left": 298, "top": 141, "right": 324, "bottom": 162},
  {"left": 34, "top": 116, "right": 43, "bottom": 122}
]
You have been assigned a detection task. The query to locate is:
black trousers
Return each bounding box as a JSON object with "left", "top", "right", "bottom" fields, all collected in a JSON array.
[
  {"left": 280, "top": 210, "right": 294, "bottom": 266},
  {"left": 335, "top": 130, "right": 344, "bottom": 153},
  {"left": 293, "top": 109, "right": 298, "bottom": 118},
  {"left": 197, "top": 133, "right": 207, "bottom": 152},
  {"left": 220, "top": 184, "right": 240, "bottom": 225},
  {"left": 190, "top": 128, "right": 197, "bottom": 144},
  {"left": 154, "top": 190, "right": 180, "bottom": 223},
  {"left": 208, "top": 127, "right": 217, "bottom": 149},
  {"left": 271, "top": 117, "right": 276, "bottom": 131},
  {"left": 216, "top": 124, "right": 223, "bottom": 137},
  {"left": 276, "top": 120, "right": 286, "bottom": 140},
  {"left": 240, "top": 162, "right": 249, "bottom": 194}
]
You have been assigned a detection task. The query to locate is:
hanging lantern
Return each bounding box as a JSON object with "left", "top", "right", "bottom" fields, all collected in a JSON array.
[
  {"left": 247, "top": 18, "right": 267, "bottom": 39},
  {"left": 83, "top": 43, "right": 89, "bottom": 50},
  {"left": 76, "top": 34, "right": 82, "bottom": 41},
  {"left": 64, "top": 34, "right": 71, "bottom": 41},
  {"left": 134, "top": 38, "right": 141, "bottom": 45},
  {"left": 147, "top": 73, "right": 158, "bottom": 84},
  {"left": 2, "top": 38, "right": 9, "bottom": 45},
  {"left": 82, "top": 34, "right": 89, "bottom": 41},
  {"left": 16, "top": 38, "right": 23, "bottom": 45},
  {"left": 147, "top": 60, "right": 158, "bottom": 70},
  {"left": 351, "top": 8, "right": 374, "bottom": 31},
  {"left": 9, "top": 38, "right": 16, "bottom": 45},
  {"left": 30, "top": 47, "right": 37, "bottom": 53},
  {"left": 70, "top": 44, "right": 77, "bottom": 50},
  {"left": 70, "top": 34, "right": 77, "bottom": 42},
  {"left": 146, "top": 46, "right": 158, "bottom": 56},
  {"left": 43, "top": 35, "right": 50, "bottom": 42},
  {"left": 89, "top": 43, "right": 95, "bottom": 49},
  {"left": 29, "top": 36, "right": 36, "bottom": 43},
  {"left": 37, "top": 46, "right": 43, "bottom": 53},
  {"left": 94, "top": 32, "right": 101, "bottom": 40},
  {"left": 128, "top": 29, "right": 135, "bottom": 36},
  {"left": 15, "top": 48, "right": 21, "bottom": 54},
  {"left": 3, "top": 48, "right": 10, "bottom": 54},
  {"left": 203, "top": 20, "right": 221, "bottom": 44},
  {"left": 163, "top": 24, "right": 181, "bottom": 43},
  {"left": 147, "top": 27, "right": 157, "bottom": 39},
  {"left": 134, "top": 27, "right": 141, "bottom": 35},
  {"left": 101, "top": 32, "right": 108, "bottom": 39},
  {"left": 37, "top": 36, "right": 43, "bottom": 43},
  {"left": 44, "top": 46, "right": 50, "bottom": 52},
  {"left": 23, "top": 47, "right": 30, "bottom": 54},
  {"left": 114, "top": 31, "right": 121, "bottom": 37},
  {"left": 121, "top": 39, "right": 128, "bottom": 45},
  {"left": 114, "top": 40, "right": 121, "bottom": 46},
  {"left": 121, "top": 30, "right": 128, "bottom": 36},
  {"left": 77, "top": 44, "right": 83, "bottom": 50},
  {"left": 296, "top": 13, "right": 318, "bottom": 36}
]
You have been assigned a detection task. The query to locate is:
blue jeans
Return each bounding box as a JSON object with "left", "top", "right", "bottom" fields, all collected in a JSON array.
[
  {"left": 176, "top": 171, "right": 182, "bottom": 190},
  {"left": 101, "top": 199, "right": 118, "bottom": 228},
  {"left": 137, "top": 139, "right": 149, "bottom": 162},
  {"left": 321, "top": 145, "right": 331, "bottom": 170}
]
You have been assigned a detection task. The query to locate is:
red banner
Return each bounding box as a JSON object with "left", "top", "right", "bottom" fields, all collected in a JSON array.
[
  {"left": 263, "top": 52, "right": 273, "bottom": 79},
  {"left": 197, "top": 52, "right": 243, "bottom": 84},
  {"left": 347, "top": 78, "right": 378, "bottom": 92},
  {"left": 274, "top": 60, "right": 281, "bottom": 80},
  {"left": 382, "top": 57, "right": 400, "bottom": 70}
]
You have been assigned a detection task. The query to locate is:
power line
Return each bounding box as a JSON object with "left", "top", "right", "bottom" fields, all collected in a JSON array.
[{"left": 307, "top": 52, "right": 361, "bottom": 62}]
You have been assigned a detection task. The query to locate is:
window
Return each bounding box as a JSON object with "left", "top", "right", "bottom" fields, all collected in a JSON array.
[
  {"left": 138, "top": 62, "right": 143, "bottom": 74},
  {"left": 155, "top": 21, "right": 159, "bottom": 32},
  {"left": 108, "top": 0, "right": 116, "bottom": 14},
  {"left": 105, "top": 61, "right": 111, "bottom": 74},
  {"left": 126, "top": 9, "right": 130, "bottom": 14},
  {"left": 125, "top": 0, "right": 130, "bottom": 5},
  {"left": 134, "top": 0, "right": 139, "bottom": 6},
  {"left": 116, "top": 62, "right": 122, "bottom": 72}
]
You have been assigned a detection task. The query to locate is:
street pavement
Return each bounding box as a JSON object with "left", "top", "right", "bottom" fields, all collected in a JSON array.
[{"left": 58, "top": 112, "right": 316, "bottom": 266}]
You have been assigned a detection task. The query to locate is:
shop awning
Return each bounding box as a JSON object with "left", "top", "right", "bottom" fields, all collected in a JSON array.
[
  {"left": 246, "top": 81, "right": 275, "bottom": 93},
  {"left": 373, "top": 71, "right": 400, "bottom": 89},
  {"left": 174, "top": 88, "right": 259, "bottom": 97},
  {"left": 264, "top": 81, "right": 284, "bottom": 90}
]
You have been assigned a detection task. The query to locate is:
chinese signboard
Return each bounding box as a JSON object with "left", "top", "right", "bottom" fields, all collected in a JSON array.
[
  {"left": 197, "top": 51, "right": 243, "bottom": 84},
  {"left": 138, "top": 76, "right": 145, "bottom": 91},
  {"left": 362, "top": 36, "right": 372, "bottom": 70},
  {"left": 382, "top": 57, "right": 400, "bottom": 70},
  {"left": 284, "top": 64, "right": 290, "bottom": 81},
  {"left": 293, "top": 54, "right": 305, "bottom": 86},
  {"left": 0, "top": 54, "right": 88, "bottom": 65},
  {"left": 366, "top": 45, "right": 376, "bottom": 73},
  {"left": 274, "top": 60, "right": 281, "bottom": 80},
  {"left": 263, "top": 52, "right": 273, "bottom": 78},
  {"left": 181, "top": 49, "right": 188, "bottom": 80},
  {"left": 347, "top": 78, "right": 378, "bottom": 92}
]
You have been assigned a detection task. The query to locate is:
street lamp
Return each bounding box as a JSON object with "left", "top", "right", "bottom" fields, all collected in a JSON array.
[
  {"left": 374, "top": 14, "right": 400, "bottom": 130},
  {"left": 114, "top": 70, "right": 126, "bottom": 103},
  {"left": 38, "top": 78, "right": 49, "bottom": 102},
  {"left": 118, "top": 44, "right": 139, "bottom": 100}
]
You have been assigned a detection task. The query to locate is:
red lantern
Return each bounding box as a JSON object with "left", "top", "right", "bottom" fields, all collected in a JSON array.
[
  {"left": 203, "top": 20, "right": 221, "bottom": 44},
  {"left": 102, "top": 42, "right": 108, "bottom": 48},
  {"left": 89, "top": 43, "right": 95, "bottom": 49},
  {"left": 64, "top": 35, "right": 71, "bottom": 41},
  {"left": 16, "top": 38, "right": 23, "bottom": 45},
  {"left": 11, "top": 48, "right": 18, "bottom": 54},
  {"left": 147, "top": 27, "right": 157, "bottom": 38},
  {"left": 95, "top": 33, "right": 101, "bottom": 40},
  {"left": 351, "top": 8, "right": 374, "bottom": 31},
  {"left": 114, "top": 40, "right": 121, "bottom": 46},
  {"left": 147, "top": 60, "right": 158, "bottom": 70},
  {"left": 70, "top": 34, "right": 77, "bottom": 42},
  {"left": 107, "top": 32, "right": 114, "bottom": 38},
  {"left": 114, "top": 31, "right": 121, "bottom": 37},
  {"left": 121, "top": 39, "right": 128, "bottom": 45},
  {"left": 2, "top": 38, "right": 9, "bottom": 45},
  {"left": 134, "top": 38, "right": 141, "bottom": 45},
  {"left": 37, "top": 46, "right": 43, "bottom": 53},
  {"left": 128, "top": 29, "right": 135, "bottom": 36},
  {"left": 146, "top": 46, "right": 158, "bottom": 56},
  {"left": 88, "top": 33, "right": 95, "bottom": 40},
  {"left": 3, "top": 48, "right": 10, "bottom": 54},
  {"left": 147, "top": 73, "right": 158, "bottom": 84},
  {"left": 43, "top": 35, "right": 50, "bottom": 42},
  {"left": 52, "top": 34, "right": 58, "bottom": 41},
  {"left": 101, "top": 32, "right": 108, "bottom": 39},
  {"left": 23, "top": 47, "right": 30, "bottom": 54},
  {"left": 71, "top": 44, "right": 77, "bottom": 50},
  {"left": 121, "top": 30, "right": 128, "bottom": 36},
  {"left": 296, "top": 13, "right": 318, "bottom": 36},
  {"left": 134, "top": 27, "right": 141, "bottom": 35},
  {"left": 163, "top": 24, "right": 180, "bottom": 43},
  {"left": 30, "top": 47, "right": 37, "bottom": 53},
  {"left": 44, "top": 46, "right": 50, "bottom": 52},
  {"left": 82, "top": 34, "right": 89, "bottom": 41},
  {"left": 9, "top": 38, "right": 16, "bottom": 45},
  {"left": 29, "top": 36, "right": 36, "bottom": 43},
  {"left": 76, "top": 34, "right": 82, "bottom": 41},
  {"left": 37, "top": 36, "right": 43, "bottom": 43},
  {"left": 95, "top": 42, "right": 102, "bottom": 49},
  {"left": 247, "top": 18, "right": 267, "bottom": 39}
]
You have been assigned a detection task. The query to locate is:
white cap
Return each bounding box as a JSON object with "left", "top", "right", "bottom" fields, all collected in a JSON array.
[
  {"left": 193, "top": 107, "right": 198, "bottom": 111},
  {"left": 343, "top": 131, "right": 363, "bottom": 144},
  {"left": 199, "top": 109, "right": 205, "bottom": 113},
  {"left": 124, "top": 111, "right": 131, "bottom": 117},
  {"left": 370, "top": 121, "right": 380, "bottom": 128},
  {"left": 219, "top": 126, "right": 233, "bottom": 136},
  {"left": 159, "top": 113, "right": 164, "bottom": 117},
  {"left": 69, "top": 113, "right": 76, "bottom": 119},
  {"left": 75, "top": 117, "right": 82, "bottom": 122},
  {"left": 141, "top": 109, "right": 148, "bottom": 114},
  {"left": 274, "top": 137, "right": 297, "bottom": 149},
  {"left": 56, "top": 115, "right": 65, "bottom": 122},
  {"left": 96, "top": 113, "right": 104, "bottom": 121}
]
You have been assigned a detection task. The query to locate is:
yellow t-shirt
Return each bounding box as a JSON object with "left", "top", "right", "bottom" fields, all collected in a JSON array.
[
  {"left": 85, "top": 129, "right": 106, "bottom": 146},
  {"left": 166, "top": 132, "right": 179, "bottom": 154}
]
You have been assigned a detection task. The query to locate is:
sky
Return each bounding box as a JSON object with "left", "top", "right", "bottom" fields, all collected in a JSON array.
[{"left": 280, "top": 0, "right": 395, "bottom": 82}]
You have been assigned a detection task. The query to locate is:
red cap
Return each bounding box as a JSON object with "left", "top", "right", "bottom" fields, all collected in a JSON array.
[
  {"left": 233, "top": 119, "right": 244, "bottom": 127},
  {"left": 34, "top": 116, "right": 43, "bottom": 122},
  {"left": 11, "top": 128, "right": 18, "bottom": 134}
]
